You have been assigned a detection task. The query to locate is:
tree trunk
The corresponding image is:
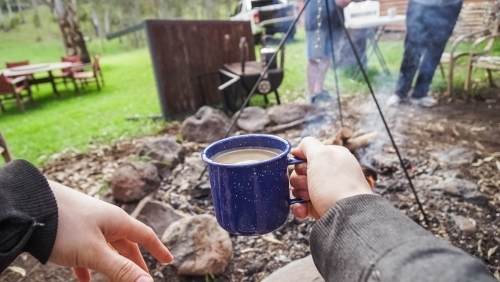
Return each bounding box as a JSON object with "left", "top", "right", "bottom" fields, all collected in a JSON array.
[
  {"left": 0, "top": 7, "right": 9, "bottom": 31},
  {"left": 31, "top": 0, "right": 41, "bottom": 26},
  {"left": 6, "top": 1, "right": 14, "bottom": 19},
  {"left": 16, "top": 0, "right": 24, "bottom": 23},
  {"left": 104, "top": 7, "right": 110, "bottom": 35},
  {"left": 91, "top": 8, "right": 100, "bottom": 37},
  {"left": 53, "top": 0, "right": 90, "bottom": 63}
]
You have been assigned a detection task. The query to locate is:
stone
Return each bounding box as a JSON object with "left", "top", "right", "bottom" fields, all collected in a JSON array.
[
  {"left": 430, "top": 147, "right": 478, "bottom": 166},
  {"left": 431, "top": 178, "right": 488, "bottom": 206},
  {"left": 262, "top": 255, "right": 324, "bottom": 282},
  {"left": 191, "top": 182, "right": 211, "bottom": 199},
  {"left": 136, "top": 201, "right": 184, "bottom": 237},
  {"left": 452, "top": 215, "right": 477, "bottom": 237},
  {"left": 161, "top": 214, "right": 233, "bottom": 276},
  {"left": 267, "top": 103, "right": 313, "bottom": 125},
  {"left": 463, "top": 191, "right": 488, "bottom": 207},
  {"left": 109, "top": 162, "right": 161, "bottom": 203},
  {"left": 181, "top": 106, "right": 231, "bottom": 143},
  {"left": 138, "top": 136, "right": 185, "bottom": 167},
  {"left": 235, "top": 106, "right": 271, "bottom": 132}
]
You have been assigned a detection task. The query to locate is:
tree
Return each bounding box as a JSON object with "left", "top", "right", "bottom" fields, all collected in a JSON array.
[
  {"left": 0, "top": 6, "right": 9, "bottom": 31},
  {"left": 16, "top": 0, "right": 25, "bottom": 23},
  {"left": 45, "top": 0, "right": 90, "bottom": 63},
  {"left": 32, "top": 0, "right": 41, "bottom": 27}
]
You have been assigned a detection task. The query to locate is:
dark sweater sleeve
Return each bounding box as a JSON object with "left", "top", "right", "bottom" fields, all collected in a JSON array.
[
  {"left": 0, "top": 160, "right": 58, "bottom": 273},
  {"left": 310, "top": 194, "right": 495, "bottom": 282}
]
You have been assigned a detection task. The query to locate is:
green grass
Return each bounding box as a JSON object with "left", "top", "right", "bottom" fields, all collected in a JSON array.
[{"left": 2, "top": 6, "right": 500, "bottom": 166}]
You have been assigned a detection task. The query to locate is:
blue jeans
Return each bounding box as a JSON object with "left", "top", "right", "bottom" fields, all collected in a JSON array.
[{"left": 396, "top": 0, "right": 462, "bottom": 99}]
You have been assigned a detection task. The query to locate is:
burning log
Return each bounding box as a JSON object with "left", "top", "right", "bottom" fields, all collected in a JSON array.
[
  {"left": 345, "top": 132, "right": 378, "bottom": 153},
  {"left": 330, "top": 126, "right": 378, "bottom": 188},
  {"left": 332, "top": 127, "right": 353, "bottom": 146}
]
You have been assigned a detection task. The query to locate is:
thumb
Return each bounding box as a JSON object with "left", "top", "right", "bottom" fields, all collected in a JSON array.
[{"left": 94, "top": 247, "right": 153, "bottom": 282}]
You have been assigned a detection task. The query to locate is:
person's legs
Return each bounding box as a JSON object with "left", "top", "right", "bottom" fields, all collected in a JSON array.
[
  {"left": 394, "top": 1, "right": 426, "bottom": 99},
  {"left": 307, "top": 59, "right": 331, "bottom": 95},
  {"left": 412, "top": 1, "right": 462, "bottom": 99},
  {"left": 306, "top": 29, "right": 332, "bottom": 97}
]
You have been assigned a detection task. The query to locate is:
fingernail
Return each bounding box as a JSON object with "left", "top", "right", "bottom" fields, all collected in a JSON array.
[{"left": 135, "top": 276, "right": 153, "bottom": 282}]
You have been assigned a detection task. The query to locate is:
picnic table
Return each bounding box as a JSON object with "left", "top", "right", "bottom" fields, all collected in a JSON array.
[{"left": 0, "top": 62, "right": 73, "bottom": 96}]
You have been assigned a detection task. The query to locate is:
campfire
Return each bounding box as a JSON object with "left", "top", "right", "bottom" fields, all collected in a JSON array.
[{"left": 324, "top": 126, "right": 379, "bottom": 188}]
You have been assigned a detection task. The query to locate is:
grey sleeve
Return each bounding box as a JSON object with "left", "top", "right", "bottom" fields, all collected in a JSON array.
[{"left": 310, "top": 194, "right": 495, "bottom": 282}]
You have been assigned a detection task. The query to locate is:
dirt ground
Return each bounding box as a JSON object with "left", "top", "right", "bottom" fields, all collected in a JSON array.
[{"left": 1, "top": 91, "right": 500, "bottom": 282}]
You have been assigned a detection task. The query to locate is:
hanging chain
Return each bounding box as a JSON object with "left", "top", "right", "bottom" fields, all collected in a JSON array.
[{"left": 315, "top": 0, "right": 323, "bottom": 60}]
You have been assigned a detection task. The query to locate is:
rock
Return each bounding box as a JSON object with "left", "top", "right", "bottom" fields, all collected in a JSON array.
[
  {"left": 463, "top": 191, "right": 488, "bottom": 207},
  {"left": 136, "top": 201, "right": 184, "bottom": 237},
  {"left": 181, "top": 106, "right": 231, "bottom": 143},
  {"left": 267, "top": 104, "right": 313, "bottom": 125},
  {"left": 245, "top": 261, "right": 266, "bottom": 275},
  {"left": 430, "top": 147, "right": 478, "bottom": 166},
  {"left": 138, "top": 136, "right": 185, "bottom": 167},
  {"left": 109, "top": 162, "right": 161, "bottom": 203},
  {"left": 191, "top": 182, "right": 211, "bottom": 199},
  {"left": 161, "top": 215, "right": 232, "bottom": 276},
  {"left": 262, "top": 255, "right": 324, "bottom": 282},
  {"left": 235, "top": 106, "right": 270, "bottom": 132},
  {"left": 432, "top": 178, "right": 487, "bottom": 206},
  {"left": 452, "top": 215, "right": 477, "bottom": 237}
]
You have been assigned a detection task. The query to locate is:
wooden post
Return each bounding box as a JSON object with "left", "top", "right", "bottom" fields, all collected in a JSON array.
[
  {"left": 32, "top": 0, "right": 41, "bottom": 27},
  {"left": 0, "top": 130, "right": 13, "bottom": 163},
  {"left": 16, "top": 0, "right": 24, "bottom": 23},
  {"left": 0, "top": 7, "right": 9, "bottom": 31}
]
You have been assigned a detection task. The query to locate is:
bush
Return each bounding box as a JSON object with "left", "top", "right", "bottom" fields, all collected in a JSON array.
[{"left": 9, "top": 17, "right": 20, "bottom": 29}]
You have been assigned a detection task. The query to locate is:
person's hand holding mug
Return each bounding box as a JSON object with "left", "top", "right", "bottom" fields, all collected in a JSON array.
[
  {"left": 290, "top": 137, "right": 373, "bottom": 220},
  {"left": 48, "top": 181, "right": 173, "bottom": 282}
]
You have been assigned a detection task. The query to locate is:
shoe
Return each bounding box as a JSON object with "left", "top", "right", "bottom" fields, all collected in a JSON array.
[
  {"left": 411, "top": 96, "right": 437, "bottom": 107},
  {"left": 309, "top": 90, "right": 332, "bottom": 104},
  {"left": 386, "top": 94, "right": 401, "bottom": 107}
]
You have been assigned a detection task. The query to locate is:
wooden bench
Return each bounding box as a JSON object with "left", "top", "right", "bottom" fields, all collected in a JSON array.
[{"left": 0, "top": 130, "right": 13, "bottom": 163}]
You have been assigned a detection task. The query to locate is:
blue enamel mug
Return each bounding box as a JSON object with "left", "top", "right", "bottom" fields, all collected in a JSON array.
[{"left": 201, "top": 134, "right": 305, "bottom": 235}]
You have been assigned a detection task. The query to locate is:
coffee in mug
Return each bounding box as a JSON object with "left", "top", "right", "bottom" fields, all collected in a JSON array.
[
  {"left": 201, "top": 134, "right": 306, "bottom": 235},
  {"left": 214, "top": 148, "right": 279, "bottom": 165}
]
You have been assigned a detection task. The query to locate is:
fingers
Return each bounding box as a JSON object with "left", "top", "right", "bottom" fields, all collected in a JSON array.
[
  {"left": 121, "top": 217, "right": 173, "bottom": 264},
  {"left": 291, "top": 203, "right": 308, "bottom": 219},
  {"left": 93, "top": 247, "right": 153, "bottom": 282},
  {"left": 73, "top": 267, "right": 91, "bottom": 282},
  {"left": 291, "top": 188, "right": 310, "bottom": 200},
  {"left": 291, "top": 136, "right": 325, "bottom": 160},
  {"left": 110, "top": 239, "right": 148, "bottom": 272},
  {"left": 290, "top": 172, "right": 308, "bottom": 191},
  {"left": 294, "top": 163, "right": 307, "bottom": 176}
]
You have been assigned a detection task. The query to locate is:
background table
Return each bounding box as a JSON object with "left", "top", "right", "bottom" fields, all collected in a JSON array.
[
  {"left": 345, "top": 15, "right": 406, "bottom": 75},
  {"left": 0, "top": 62, "right": 73, "bottom": 96}
]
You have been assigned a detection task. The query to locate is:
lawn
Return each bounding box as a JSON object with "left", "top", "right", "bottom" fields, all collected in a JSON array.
[{"left": 1, "top": 5, "right": 500, "bottom": 166}]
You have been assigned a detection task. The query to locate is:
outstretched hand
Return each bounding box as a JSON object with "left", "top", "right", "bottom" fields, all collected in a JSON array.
[
  {"left": 48, "top": 181, "right": 173, "bottom": 282},
  {"left": 289, "top": 137, "right": 373, "bottom": 220}
]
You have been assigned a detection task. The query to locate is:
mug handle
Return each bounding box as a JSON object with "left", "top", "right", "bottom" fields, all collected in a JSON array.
[{"left": 287, "top": 156, "right": 307, "bottom": 204}]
